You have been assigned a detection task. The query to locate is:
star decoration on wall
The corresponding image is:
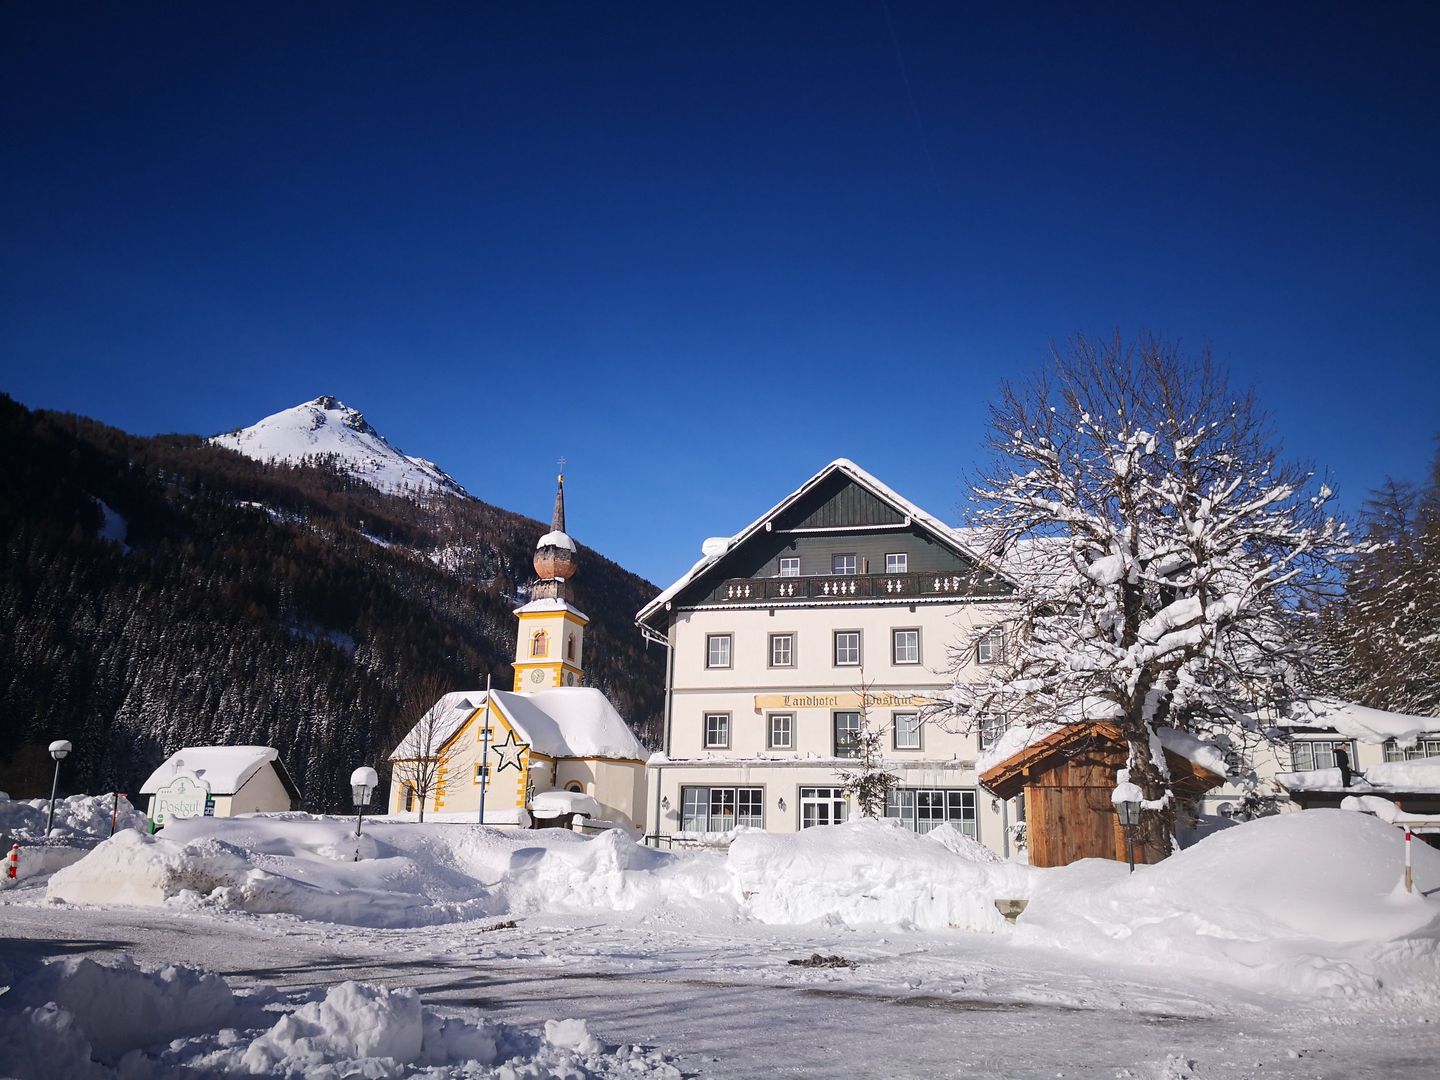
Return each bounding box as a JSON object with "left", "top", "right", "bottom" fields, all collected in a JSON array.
[{"left": 491, "top": 729, "right": 530, "bottom": 773}]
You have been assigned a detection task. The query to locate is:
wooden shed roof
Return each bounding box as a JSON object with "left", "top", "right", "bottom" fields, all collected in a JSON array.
[{"left": 979, "top": 721, "right": 1226, "bottom": 801}]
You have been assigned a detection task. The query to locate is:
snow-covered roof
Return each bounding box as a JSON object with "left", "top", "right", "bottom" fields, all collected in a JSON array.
[
  {"left": 140, "top": 746, "right": 286, "bottom": 795},
  {"left": 1154, "top": 727, "right": 1231, "bottom": 778},
  {"left": 390, "top": 688, "right": 647, "bottom": 763},
  {"left": 637, "top": 458, "right": 1013, "bottom": 624},
  {"left": 513, "top": 597, "right": 589, "bottom": 620},
  {"left": 1279, "top": 700, "right": 1440, "bottom": 747},
  {"left": 1277, "top": 758, "right": 1440, "bottom": 795},
  {"left": 494, "top": 688, "right": 647, "bottom": 761},
  {"left": 530, "top": 790, "right": 603, "bottom": 819},
  {"left": 537, "top": 530, "right": 576, "bottom": 551},
  {"left": 210, "top": 396, "right": 468, "bottom": 498}
]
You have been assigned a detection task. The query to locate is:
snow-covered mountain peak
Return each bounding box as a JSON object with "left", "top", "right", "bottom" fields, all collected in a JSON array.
[{"left": 211, "top": 397, "right": 469, "bottom": 498}]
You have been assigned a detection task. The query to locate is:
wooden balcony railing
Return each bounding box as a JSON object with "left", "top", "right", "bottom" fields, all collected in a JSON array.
[{"left": 707, "top": 571, "right": 997, "bottom": 604}]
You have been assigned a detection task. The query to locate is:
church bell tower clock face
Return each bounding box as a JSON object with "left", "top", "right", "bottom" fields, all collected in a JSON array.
[{"left": 529, "top": 669, "right": 546, "bottom": 685}]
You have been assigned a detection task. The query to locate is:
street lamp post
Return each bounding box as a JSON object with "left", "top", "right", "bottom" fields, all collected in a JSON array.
[
  {"left": 476, "top": 676, "right": 493, "bottom": 827},
  {"left": 45, "top": 740, "right": 72, "bottom": 837},
  {"left": 350, "top": 766, "right": 379, "bottom": 861},
  {"left": 1115, "top": 799, "right": 1140, "bottom": 873}
]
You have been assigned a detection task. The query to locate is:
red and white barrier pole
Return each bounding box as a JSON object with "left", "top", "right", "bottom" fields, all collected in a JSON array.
[
  {"left": 6, "top": 844, "right": 17, "bottom": 880},
  {"left": 1406, "top": 826, "right": 1414, "bottom": 895}
]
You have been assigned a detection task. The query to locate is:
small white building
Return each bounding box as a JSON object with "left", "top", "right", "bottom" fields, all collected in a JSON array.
[{"left": 140, "top": 745, "right": 300, "bottom": 828}]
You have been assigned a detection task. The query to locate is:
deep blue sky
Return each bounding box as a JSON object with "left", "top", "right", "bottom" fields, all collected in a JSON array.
[{"left": 3, "top": 3, "right": 1437, "bottom": 587}]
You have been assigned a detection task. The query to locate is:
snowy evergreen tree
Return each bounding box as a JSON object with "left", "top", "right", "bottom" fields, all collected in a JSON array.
[
  {"left": 936, "top": 334, "right": 1351, "bottom": 860},
  {"left": 836, "top": 681, "right": 900, "bottom": 818}
]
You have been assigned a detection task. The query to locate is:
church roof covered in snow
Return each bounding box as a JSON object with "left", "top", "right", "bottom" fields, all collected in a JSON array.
[
  {"left": 390, "top": 687, "right": 647, "bottom": 764},
  {"left": 140, "top": 746, "right": 297, "bottom": 797}
]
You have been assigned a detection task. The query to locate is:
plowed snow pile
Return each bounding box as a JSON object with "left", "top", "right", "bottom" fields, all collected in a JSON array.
[
  {"left": 46, "top": 809, "right": 1440, "bottom": 997},
  {"left": 0, "top": 791, "right": 144, "bottom": 841},
  {"left": 0, "top": 957, "right": 679, "bottom": 1080}
]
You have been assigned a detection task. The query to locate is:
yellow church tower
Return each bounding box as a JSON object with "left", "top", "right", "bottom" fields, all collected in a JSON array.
[{"left": 512, "top": 473, "right": 589, "bottom": 691}]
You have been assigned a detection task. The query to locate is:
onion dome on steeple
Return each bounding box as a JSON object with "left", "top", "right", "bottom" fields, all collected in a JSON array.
[{"left": 533, "top": 473, "right": 578, "bottom": 598}]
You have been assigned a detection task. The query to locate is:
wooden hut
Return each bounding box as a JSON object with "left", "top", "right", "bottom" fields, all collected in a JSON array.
[{"left": 980, "top": 722, "right": 1224, "bottom": 868}]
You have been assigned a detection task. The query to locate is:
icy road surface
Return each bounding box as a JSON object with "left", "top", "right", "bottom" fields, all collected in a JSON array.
[{"left": 6, "top": 901, "right": 1437, "bottom": 1079}]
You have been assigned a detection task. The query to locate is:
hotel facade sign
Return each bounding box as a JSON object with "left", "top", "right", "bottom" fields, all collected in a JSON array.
[{"left": 753, "top": 692, "right": 934, "bottom": 712}]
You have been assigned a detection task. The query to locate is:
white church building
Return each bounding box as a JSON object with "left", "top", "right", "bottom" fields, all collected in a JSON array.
[{"left": 387, "top": 476, "right": 648, "bottom": 829}]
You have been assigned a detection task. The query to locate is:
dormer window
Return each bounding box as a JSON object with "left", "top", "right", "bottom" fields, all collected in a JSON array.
[{"left": 531, "top": 629, "right": 549, "bottom": 658}]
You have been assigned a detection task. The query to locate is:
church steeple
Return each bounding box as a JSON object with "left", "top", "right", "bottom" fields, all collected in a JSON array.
[
  {"left": 551, "top": 473, "right": 566, "bottom": 534},
  {"left": 512, "top": 468, "right": 588, "bottom": 692}
]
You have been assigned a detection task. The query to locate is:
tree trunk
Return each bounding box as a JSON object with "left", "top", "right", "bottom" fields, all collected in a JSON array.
[{"left": 1126, "top": 734, "right": 1174, "bottom": 863}]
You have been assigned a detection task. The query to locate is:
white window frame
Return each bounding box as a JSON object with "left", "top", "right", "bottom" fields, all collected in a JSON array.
[
  {"left": 769, "top": 632, "right": 794, "bottom": 668},
  {"left": 768, "top": 713, "right": 794, "bottom": 750},
  {"left": 885, "top": 552, "right": 908, "bottom": 574},
  {"left": 886, "top": 788, "right": 978, "bottom": 837},
  {"left": 1291, "top": 738, "right": 1355, "bottom": 772},
  {"left": 681, "top": 785, "right": 763, "bottom": 831},
  {"left": 706, "top": 633, "right": 732, "bottom": 669},
  {"left": 831, "top": 553, "right": 857, "bottom": 576},
  {"left": 799, "top": 786, "right": 849, "bottom": 829},
  {"left": 834, "top": 630, "right": 861, "bottom": 667},
  {"left": 704, "top": 712, "right": 731, "bottom": 749},
  {"left": 892, "top": 628, "right": 920, "bottom": 665},
  {"left": 778, "top": 556, "right": 800, "bottom": 577},
  {"left": 976, "top": 628, "right": 1003, "bottom": 664},
  {"left": 1384, "top": 737, "right": 1440, "bottom": 762},
  {"left": 978, "top": 715, "right": 1007, "bottom": 751},
  {"left": 893, "top": 711, "right": 921, "bottom": 750}
]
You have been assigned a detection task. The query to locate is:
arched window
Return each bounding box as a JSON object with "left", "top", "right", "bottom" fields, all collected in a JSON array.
[
  {"left": 566, "top": 633, "right": 576, "bottom": 661},
  {"left": 531, "top": 629, "right": 549, "bottom": 657},
  {"left": 565, "top": 781, "right": 584, "bottom": 794}
]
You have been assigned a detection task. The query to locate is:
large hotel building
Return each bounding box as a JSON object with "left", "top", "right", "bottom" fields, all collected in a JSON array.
[{"left": 637, "top": 459, "right": 1026, "bottom": 853}]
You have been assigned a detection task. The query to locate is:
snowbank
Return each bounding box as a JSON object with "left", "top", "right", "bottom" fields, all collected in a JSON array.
[
  {"left": 1016, "top": 810, "right": 1440, "bottom": 997},
  {"left": 0, "top": 791, "right": 145, "bottom": 842},
  {"left": 0, "top": 957, "right": 679, "bottom": 1079},
  {"left": 45, "top": 809, "right": 1440, "bottom": 999}
]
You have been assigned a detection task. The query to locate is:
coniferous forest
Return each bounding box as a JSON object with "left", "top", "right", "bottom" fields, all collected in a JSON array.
[{"left": 0, "top": 394, "right": 664, "bottom": 810}]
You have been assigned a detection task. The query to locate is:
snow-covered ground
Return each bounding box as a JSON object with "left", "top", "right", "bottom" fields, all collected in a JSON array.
[{"left": 5, "top": 810, "right": 1439, "bottom": 1078}]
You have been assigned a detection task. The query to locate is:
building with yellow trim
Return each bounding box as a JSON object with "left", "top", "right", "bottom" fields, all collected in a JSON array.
[{"left": 387, "top": 475, "right": 649, "bottom": 828}]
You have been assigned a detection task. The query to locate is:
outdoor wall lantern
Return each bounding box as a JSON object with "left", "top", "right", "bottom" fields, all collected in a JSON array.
[
  {"left": 660, "top": 795, "right": 670, "bottom": 810},
  {"left": 777, "top": 796, "right": 786, "bottom": 811},
  {"left": 1115, "top": 799, "right": 1141, "bottom": 873},
  {"left": 45, "top": 739, "right": 72, "bottom": 837},
  {"left": 350, "top": 765, "right": 379, "bottom": 860}
]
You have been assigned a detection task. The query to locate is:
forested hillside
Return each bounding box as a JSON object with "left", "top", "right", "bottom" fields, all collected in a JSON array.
[{"left": 0, "top": 395, "right": 664, "bottom": 810}]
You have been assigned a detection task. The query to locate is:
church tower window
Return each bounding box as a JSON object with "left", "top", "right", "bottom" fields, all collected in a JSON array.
[{"left": 531, "top": 629, "right": 549, "bottom": 658}]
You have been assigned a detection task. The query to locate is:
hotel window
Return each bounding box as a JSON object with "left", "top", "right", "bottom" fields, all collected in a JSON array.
[
  {"left": 474, "top": 763, "right": 490, "bottom": 783},
  {"left": 886, "top": 788, "right": 978, "bottom": 837},
  {"left": 778, "top": 556, "right": 800, "bottom": 577},
  {"left": 1290, "top": 739, "right": 1355, "bottom": 771},
  {"left": 799, "top": 787, "right": 849, "bottom": 828},
  {"left": 978, "top": 715, "right": 1007, "bottom": 751},
  {"left": 530, "top": 629, "right": 548, "bottom": 657},
  {"left": 1383, "top": 737, "right": 1440, "bottom": 762},
  {"left": 893, "top": 712, "right": 921, "bottom": 750},
  {"left": 892, "top": 628, "right": 920, "bottom": 665},
  {"left": 681, "top": 786, "right": 763, "bottom": 832},
  {"left": 706, "top": 633, "right": 732, "bottom": 669},
  {"left": 834, "top": 630, "right": 861, "bottom": 666},
  {"left": 976, "top": 628, "right": 1003, "bottom": 664},
  {"left": 704, "top": 712, "right": 731, "bottom": 749},
  {"left": 768, "top": 713, "right": 794, "bottom": 749},
  {"left": 885, "top": 552, "right": 908, "bottom": 574},
  {"left": 769, "top": 633, "right": 794, "bottom": 668},
  {"left": 831, "top": 553, "right": 857, "bottom": 575},
  {"left": 834, "top": 711, "right": 862, "bottom": 757}
]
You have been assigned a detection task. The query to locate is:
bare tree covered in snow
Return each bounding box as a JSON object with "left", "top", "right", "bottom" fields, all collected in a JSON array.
[
  {"left": 936, "top": 334, "right": 1351, "bottom": 860},
  {"left": 388, "top": 673, "right": 460, "bottom": 823}
]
